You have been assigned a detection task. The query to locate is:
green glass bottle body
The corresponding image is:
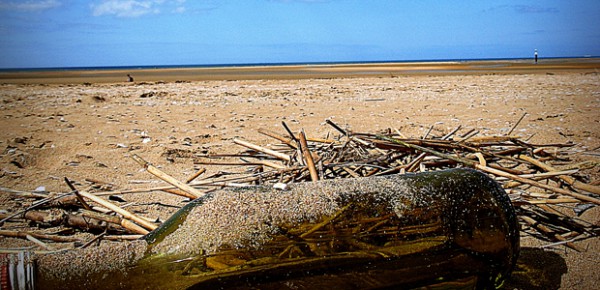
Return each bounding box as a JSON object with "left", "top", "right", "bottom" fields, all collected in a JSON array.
[{"left": 38, "top": 168, "right": 519, "bottom": 289}]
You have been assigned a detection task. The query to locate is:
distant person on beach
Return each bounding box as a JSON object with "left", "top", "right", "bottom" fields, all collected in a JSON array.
[
  {"left": 534, "top": 49, "right": 538, "bottom": 64},
  {"left": 127, "top": 74, "right": 134, "bottom": 82}
]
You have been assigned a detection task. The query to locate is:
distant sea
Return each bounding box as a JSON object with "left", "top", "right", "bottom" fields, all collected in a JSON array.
[{"left": 0, "top": 56, "right": 596, "bottom": 72}]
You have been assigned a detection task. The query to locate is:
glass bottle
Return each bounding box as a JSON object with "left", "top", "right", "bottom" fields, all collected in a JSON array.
[{"left": 37, "top": 168, "right": 519, "bottom": 289}]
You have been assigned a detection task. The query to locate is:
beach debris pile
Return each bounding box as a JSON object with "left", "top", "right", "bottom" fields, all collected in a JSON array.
[{"left": 0, "top": 119, "right": 599, "bottom": 253}]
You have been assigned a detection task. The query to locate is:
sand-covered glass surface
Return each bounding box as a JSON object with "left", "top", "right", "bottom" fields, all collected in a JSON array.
[{"left": 36, "top": 168, "right": 519, "bottom": 289}]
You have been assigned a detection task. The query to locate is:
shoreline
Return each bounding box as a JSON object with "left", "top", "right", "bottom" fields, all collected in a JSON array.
[{"left": 1, "top": 58, "right": 598, "bottom": 84}]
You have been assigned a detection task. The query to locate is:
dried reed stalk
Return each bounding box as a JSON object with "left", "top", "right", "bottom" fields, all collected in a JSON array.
[
  {"left": 26, "top": 234, "right": 53, "bottom": 250},
  {"left": 0, "top": 230, "right": 81, "bottom": 243},
  {"left": 519, "top": 155, "right": 600, "bottom": 195},
  {"left": 259, "top": 128, "right": 297, "bottom": 149},
  {"left": 299, "top": 130, "right": 319, "bottom": 181},
  {"left": 186, "top": 168, "right": 206, "bottom": 183},
  {"left": 161, "top": 188, "right": 198, "bottom": 200},
  {"left": 233, "top": 139, "right": 291, "bottom": 162},
  {"left": 376, "top": 135, "right": 600, "bottom": 205},
  {"left": 520, "top": 215, "right": 583, "bottom": 251},
  {"left": 2, "top": 119, "right": 597, "bottom": 252},
  {"left": 132, "top": 154, "right": 204, "bottom": 199},
  {"left": 64, "top": 177, "right": 92, "bottom": 210},
  {"left": 76, "top": 190, "right": 157, "bottom": 231},
  {"left": 81, "top": 209, "right": 149, "bottom": 235}
]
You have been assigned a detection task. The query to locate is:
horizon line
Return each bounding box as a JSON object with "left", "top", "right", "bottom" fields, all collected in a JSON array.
[{"left": 1, "top": 55, "right": 597, "bottom": 72}]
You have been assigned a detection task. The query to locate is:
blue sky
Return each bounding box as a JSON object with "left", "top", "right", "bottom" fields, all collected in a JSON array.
[{"left": 0, "top": 0, "right": 599, "bottom": 68}]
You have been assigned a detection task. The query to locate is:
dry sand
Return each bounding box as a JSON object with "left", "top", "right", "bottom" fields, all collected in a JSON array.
[{"left": 0, "top": 59, "right": 599, "bottom": 289}]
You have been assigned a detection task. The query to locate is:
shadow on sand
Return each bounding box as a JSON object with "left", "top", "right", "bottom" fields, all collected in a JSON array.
[{"left": 502, "top": 247, "right": 567, "bottom": 290}]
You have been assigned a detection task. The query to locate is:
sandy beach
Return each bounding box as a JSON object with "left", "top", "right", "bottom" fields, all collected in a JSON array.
[
  {"left": 1, "top": 59, "right": 599, "bottom": 289},
  {"left": 1, "top": 58, "right": 599, "bottom": 84}
]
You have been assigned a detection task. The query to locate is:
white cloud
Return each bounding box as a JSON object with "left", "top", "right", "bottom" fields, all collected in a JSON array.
[
  {"left": 271, "top": 0, "right": 330, "bottom": 3},
  {"left": 485, "top": 4, "right": 559, "bottom": 14},
  {"left": 92, "top": 0, "right": 155, "bottom": 17},
  {"left": 91, "top": 0, "right": 186, "bottom": 17},
  {"left": 0, "top": 0, "right": 61, "bottom": 12},
  {"left": 173, "top": 6, "right": 185, "bottom": 13},
  {"left": 512, "top": 5, "right": 558, "bottom": 14}
]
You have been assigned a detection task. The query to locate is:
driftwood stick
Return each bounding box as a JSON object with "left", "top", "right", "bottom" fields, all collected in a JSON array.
[
  {"left": 519, "top": 155, "right": 600, "bottom": 195},
  {"left": 233, "top": 139, "right": 291, "bottom": 162},
  {"left": 23, "top": 210, "right": 110, "bottom": 232},
  {"left": 64, "top": 177, "right": 92, "bottom": 210},
  {"left": 161, "top": 188, "right": 198, "bottom": 199},
  {"left": 84, "top": 178, "right": 112, "bottom": 186},
  {"left": 304, "top": 136, "right": 336, "bottom": 144},
  {"left": 240, "top": 157, "right": 287, "bottom": 169},
  {"left": 507, "top": 112, "right": 527, "bottom": 136},
  {"left": 0, "top": 188, "right": 86, "bottom": 208},
  {"left": 1, "top": 210, "right": 132, "bottom": 235},
  {"left": 350, "top": 135, "right": 372, "bottom": 147},
  {"left": 465, "top": 136, "right": 517, "bottom": 144},
  {"left": 94, "top": 173, "right": 265, "bottom": 196},
  {"left": 503, "top": 180, "right": 530, "bottom": 189},
  {"left": 254, "top": 160, "right": 287, "bottom": 170},
  {"left": 195, "top": 160, "right": 286, "bottom": 169},
  {"left": 341, "top": 167, "right": 361, "bottom": 178},
  {"left": 330, "top": 122, "right": 371, "bottom": 147},
  {"left": 540, "top": 238, "right": 579, "bottom": 249},
  {"left": 459, "top": 128, "right": 476, "bottom": 138},
  {"left": 103, "top": 235, "right": 144, "bottom": 241},
  {"left": 520, "top": 215, "right": 582, "bottom": 251},
  {"left": 26, "top": 234, "right": 53, "bottom": 250},
  {"left": 186, "top": 168, "right": 206, "bottom": 184},
  {"left": 280, "top": 121, "right": 305, "bottom": 165},
  {"left": 259, "top": 128, "right": 297, "bottom": 149},
  {"left": 132, "top": 154, "right": 204, "bottom": 199},
  {"left": 0, "top": 230, "right": 81, "bottom": 243},
  {"left": 80, "top": 209, "right": 120, "bottom": 224},
  {"left": 194, "top": 161, "right": 265, "bottom": 166},
  {"left": 0, "top": 187, "right": 48, "bottom": 199},
  {"left": 326, "top": 119, "right": 348, "bottom": 136},
  {"left": 376, "top": 135, "right": 600, "bottom": 205},
  {"left": 281, "top": 121, "right": 300, "bottom": 144},
  {"left": 558, "top": 160, "right": 597, "bottom": 171},
  {"left": 0, "top": 192, "right": 74, "bottom": 226},
  {"left": 494, "top": 169, "right": 580, "bottom": 181},
  {"left": 80, "top": 232, "right": 107, "bottom": 249},
  {"left": 493, "top": 147, "right": 528, "bottom": 156},
  {"left": 299, "top": 130, "right": 319, "bottom": 182},
  {"left": 486, "top": 163, "right": 525, "bottom": 176},
  {"left": 407, "top": 126, "right": 461, "bottom": 172},
  {"left": 474, "top": 153, "right": 487, "bottom": 167},
  {"left": 406, "top": 153, "right": 427, "bottom": 172},
  {"left": 81, "top": 209, "right": 149, "bottom": 235},
  {"left": 120, "top": 219, "right": 150, "bottom": 235},
  {"left": 536, "top": 204, "right": 566, "bottom": 218},
  {"left": 458, "top": 129, "right": 480, "bottom": 143},
  {"left": 422, "top": 125, "right": 434, "bottom": 139},
  {"left": 76, "top": 190, "right": 158, "bottom": 231},
  {"left": 393, "top": 128, "right": 407, "bottom": 139},
  {"left": 521, "top": 198, "right": 581, "bottom": 204},
  {"left": 442, "top": 125, "right": 462, "bottom": 140},
  {"left": 481, "top": 164, "right": 598, "bottom": 205},
  {"left": 190, "top": 171, "right": 293, "bottom": 186},
  {"left": 94, "top": 186, "right": 178, "bottom": 196}
]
